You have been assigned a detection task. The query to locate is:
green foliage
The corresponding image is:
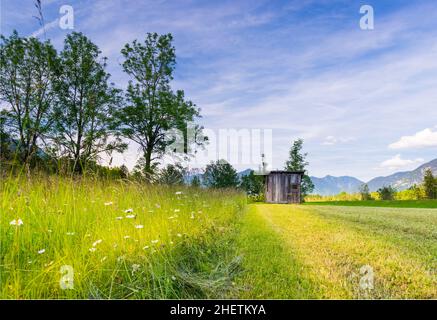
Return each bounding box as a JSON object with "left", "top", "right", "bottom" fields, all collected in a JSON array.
[
  {"left": 191, "top": 175, "right": 201, "bottom": 188},
  {"left": 240, "top": 170, "right": 264, "bottom": 200},
  {"left": 284, "top": 138, "right": 314, "bottom": 196},
  {"left": 203, "top": 160, "right": 239, "bottom": 188},
  {"left": 115, "top": 33, "right": 203, "bottom": 178},
  {"left": 51, "top": 32, "right": 126, "bottom": 173},
  {"left": 423, "top": 169, "right": 437, "bottom": 199},
  {"left": 377, "top": 185, "right": 396, "bottom": 200},
  {"left": 0, "top": 31, "right": 58, "bottom": 163},
  {"left": 157, "top": 163, "right": 186, "bottom": 185},
  {"left": 359, "top": 183, "right": 373, "bottom": 200}
]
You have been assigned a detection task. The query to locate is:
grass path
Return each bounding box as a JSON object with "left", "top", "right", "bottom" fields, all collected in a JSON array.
[{"left": 234, "top": 204, "right": 436, "bottom": 299}]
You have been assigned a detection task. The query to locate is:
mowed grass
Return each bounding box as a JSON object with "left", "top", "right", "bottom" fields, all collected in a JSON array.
[
  {"left": 235, "top": 204, "right": 436, "bottom": 299},
  {"left": 304, "top": 200, "right": 437, "bottom": 208},
  {"left": 0, "top": 175, "right": 246, "bottom": 299}
]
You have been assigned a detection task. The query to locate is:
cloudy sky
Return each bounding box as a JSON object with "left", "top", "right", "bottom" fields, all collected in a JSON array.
[{"left": 1, "top": 0, "right": 437, "bottom": 181}]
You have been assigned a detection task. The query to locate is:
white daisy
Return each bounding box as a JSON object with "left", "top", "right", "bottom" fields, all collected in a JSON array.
[
  {"left": 175, "top": 191, "right": 182, "bottom": 195},
  {"left": 125, "top": 214, "right": 136, "bottom": 219},
  {"left": 151, "top": 239, "right": 159, "bottom": 244},
  {"left": 92, "top": 239, "right": 103, "bottom": 247},
  {"left": 38, "top": 249, "right": 46, "bottom": 254},
  {"left": 132, "top": 264, "right": 140, "bottom": 273},
  {"left": 104, "top": 202, "right": 113, "bottom": 206},
  {"left": 9, "top": 218, "right": 23, "bottom": 226},
  {"left": 124, "top": 208, "right": 133, "bottom": 213},
  {"left": 135, "top": 225, "right": 144, "bottom": 229}
]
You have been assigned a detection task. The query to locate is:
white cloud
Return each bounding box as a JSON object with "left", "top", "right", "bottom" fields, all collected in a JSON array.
[
  {"left": 380, "top": 154, "right": 424, "bottom": 170},
  {"left": 389, "top": 128, "right": 437, "bottom": 149},
  {"left": 322, "top": 136, "right": 355, "bottom": 146}
]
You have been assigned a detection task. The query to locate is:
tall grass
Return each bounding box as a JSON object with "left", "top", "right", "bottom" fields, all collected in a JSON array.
[{"left": 0, "top": 175, "right": 246, "bottom": 299}]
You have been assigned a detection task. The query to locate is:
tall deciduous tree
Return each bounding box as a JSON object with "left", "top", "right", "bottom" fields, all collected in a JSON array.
[
  {"left": 116, "top": 33, "right": 202, "bottom": 179},
  {"left": 359, "top": 183, "right": 372, "bottom": 200},
  {"left": 423, "top": 168, "right": 436, "bottom": 199},
  {"left": 284, "top": 138, "right": 314, "bottom": 197},
  {"left": 0, "top": 31, "right": 58, "bottom": 164},
  {"left": 51, "top": 32, "right": 126, "bottom": 172}
]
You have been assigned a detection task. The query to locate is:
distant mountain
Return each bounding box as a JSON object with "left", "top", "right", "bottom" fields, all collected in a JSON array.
[
  {"left": 310, "top": 175, "right": 364, "bottom": 196},
  {"left": 237, "top": 168, "right": 252, "bottom": 178},
  {"left": 367, "top": 158, "right": 437, "bottom": 191},
  {"left": 184, "top": 158, "right": 437, "bottom": 194}
]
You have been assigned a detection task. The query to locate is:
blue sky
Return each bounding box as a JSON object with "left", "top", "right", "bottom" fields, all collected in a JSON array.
[{"left": 1, "top": 0, "right": 437, "bottom": 181}]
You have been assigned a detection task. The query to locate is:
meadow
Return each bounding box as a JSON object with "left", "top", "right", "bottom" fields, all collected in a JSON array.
[
  {"left": 0, "top": 175, "right": 246, "bottom": 299},
  {"left": 1, "top": 176, "right": 436, "bottom": 299},
  {"left": 235, "top": 204, "right": 436, "bottom": 299},
  {"left": 304, "top": 200, "right": 437, "bottom": 208}
]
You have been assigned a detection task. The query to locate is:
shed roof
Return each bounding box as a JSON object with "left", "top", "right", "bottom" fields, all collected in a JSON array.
[{"left": 258, "top": 170, "right": 305, "bottom": 175}]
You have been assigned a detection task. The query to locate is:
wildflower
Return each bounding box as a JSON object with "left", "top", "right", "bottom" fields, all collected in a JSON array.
[
  {"left": 143, "top": 245, "right": 149, "bottom": 250},
  {"left": 190, "top": 213, "right": 195, "bottom": 219},
  {"left": 171, "top": 276, "right": 176, "bottom": 281},
  {"left": 66, "top": 232, "right": 75, "bottom": 236},
  {"left": 177, "top": 233, "right": 182, "bottom": 238},
  {"left": 124, "top": 208, "right": 133, "bottom": 213},
  {"left": 132, "top": 264, "right": 140, "bottom": 274},
  {"left": 174, "top": 209, "right": 180, "bottom": 213},
  {"left": 124, "top": 235, "right": 130, "bottom": 239},
  {"left": 47, "top": 229, "right": 53, "bottom": 233},
  {"left": 125, "top": 214, "right": 136, "bottom": 219},
  {"left": 151, "top": 239, "right": 159, "bottom": 244},
  {"left": 92, "top": 239, "right": 103, "bottom": 247},
  {"left": 10, "top": 218, "right": 23, "bottom": 226},
  {"left": 170, "top": 241, "right": 174, "bottom": 245},
  {"left": 175, "top": 191, "right": 182, "bottom": 195},
  {"left": 115, "top": 216, "right": 123, "bottom": 220},
  {"left": 168, "top": 216, "right": 174, "bottom": 220},
  {"left": 38, "top": 249, "right": 46, "bottom": 254},
  {"left": 104, "top": 202, "right": 113, "bottom": 206},
  {"left": 89, "top": 247, "right": 97, "bottom": 252},
  {"left": 135, "top": 225, "right": 144, "bottom": 229}
]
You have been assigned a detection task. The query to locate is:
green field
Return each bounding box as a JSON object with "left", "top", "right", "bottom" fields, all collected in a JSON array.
[
  {"left": 304, "top": 200, "right": 437, "bottom": 208},
  {"left": 1, "top": 177, "right": 436, "bottom": 299}
]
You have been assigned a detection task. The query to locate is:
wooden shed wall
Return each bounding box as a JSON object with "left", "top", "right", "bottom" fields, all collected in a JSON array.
[{"left": 265, "top": 173, "right": 302, "bottom": 204}]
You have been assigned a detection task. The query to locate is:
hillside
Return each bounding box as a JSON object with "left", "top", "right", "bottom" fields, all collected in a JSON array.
[
  {"left": 367, "top": 158, "right": 437, "bottom": 191},
  {"left": 310, "top": 175, "right": 364, "bottom": 196}
]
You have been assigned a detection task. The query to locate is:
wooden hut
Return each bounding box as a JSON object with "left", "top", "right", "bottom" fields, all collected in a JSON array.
[{"left": 263, "top": 171, "right": 304, "bottom": 204}]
